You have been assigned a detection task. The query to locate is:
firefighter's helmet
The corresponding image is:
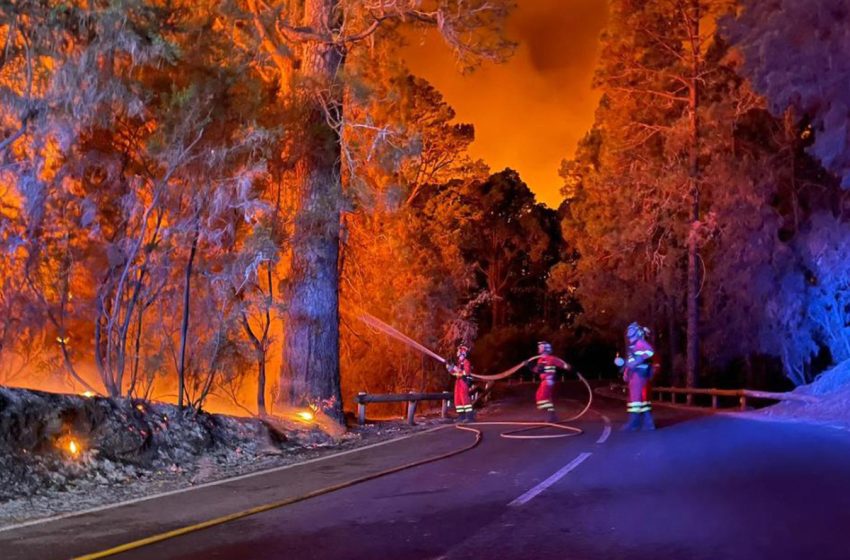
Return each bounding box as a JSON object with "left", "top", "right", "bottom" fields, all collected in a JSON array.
[
  {"left": 457, "top": 344, "right": 470, "bottom": 359},
  {"left": 537, "top": 341, "right": 552, "bottom": 355},
  {"left": 626, "top": 322, "right": 648, "bottom": 343}
]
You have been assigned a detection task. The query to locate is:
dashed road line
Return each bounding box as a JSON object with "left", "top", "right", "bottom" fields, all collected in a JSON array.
[
  {"left": 508, "top": 452, "right": 592, "bottom": 507},
  {"left": 597, "top": 414, "right": 612, "bottom": 444}
]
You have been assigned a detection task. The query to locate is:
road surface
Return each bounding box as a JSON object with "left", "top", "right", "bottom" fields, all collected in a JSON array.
[{"left": 4, "top": 383, "right": 850, "bottom": 560}]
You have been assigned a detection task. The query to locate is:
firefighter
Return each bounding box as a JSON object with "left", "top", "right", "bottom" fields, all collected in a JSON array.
[
  {"left": 617, "top": 322, "right": 656, "bottom": 431},
  {"left": 447, "top": 344, "right": 475, "bottom": 422},
  {"left": 528, "top": 341, "right": 568, "bottom": 423}
]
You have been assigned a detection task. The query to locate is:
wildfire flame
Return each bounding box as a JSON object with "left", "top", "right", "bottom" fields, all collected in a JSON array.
[
  {"left": 66, "top": 438, "right": 81, "bottom": 457},
  {"left": 81, "top": 391, "right": 95, "bottom": 398},
  {"left": 295, "top": 411, "right": 314, "bottom": 422}
]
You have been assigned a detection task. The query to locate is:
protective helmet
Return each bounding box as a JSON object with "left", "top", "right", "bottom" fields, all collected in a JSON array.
[
  {"left": 626, "top": 322, "right": 646, "bottom": 342},
  {"left": 457, "top": 344, "right": 469, "bottom": 358},
  {"left": 537, "top": 341, "right": 552, "bottom": 355}
]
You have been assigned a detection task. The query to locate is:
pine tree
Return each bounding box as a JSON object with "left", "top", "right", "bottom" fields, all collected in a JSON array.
[{"left": 237, "top": 0, "right": 513, "bottom": 422}]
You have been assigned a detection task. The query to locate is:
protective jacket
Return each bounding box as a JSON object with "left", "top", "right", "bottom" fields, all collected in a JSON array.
[
  {"left": 533, "top": 355, "right": 560, "bottom": 412},
  {"left": 624, "top": 339, "right": 654, "bottom": 415},
  {"left": 450, "top": 358, "right": 473, "bottom": 414}
]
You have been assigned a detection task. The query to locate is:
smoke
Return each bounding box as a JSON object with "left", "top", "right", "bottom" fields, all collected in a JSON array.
[{"left": 403, "top": 0, "right": 609, "bottom": 207}]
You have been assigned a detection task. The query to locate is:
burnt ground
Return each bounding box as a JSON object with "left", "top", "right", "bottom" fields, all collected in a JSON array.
[{"left": 0, "top": 386, "right": 445, "bottom": 527}]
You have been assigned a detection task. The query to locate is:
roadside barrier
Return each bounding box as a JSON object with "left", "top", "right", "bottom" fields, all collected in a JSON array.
[{"left": 600, "top": 383, "right": 818, "bottom": 410}]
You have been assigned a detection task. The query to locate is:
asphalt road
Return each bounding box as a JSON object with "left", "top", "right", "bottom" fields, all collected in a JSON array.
[{"left": 5, "top": 383, "right": 850, "bottom": 560}]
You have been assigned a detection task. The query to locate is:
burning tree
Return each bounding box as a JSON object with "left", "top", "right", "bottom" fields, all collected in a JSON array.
[
  {"left": 339, "top": 69, "right": 484, "bottom": 400},
  {"left": 234, "top": 0, "right": 514, "bottom": 422},
  {"left": 1, "top": 1, "right": 274, "bottom": 404}
]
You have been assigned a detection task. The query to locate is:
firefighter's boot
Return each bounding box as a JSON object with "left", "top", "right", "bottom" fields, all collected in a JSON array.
[
  {"left": 622, "top": 413, "right": 641, "bottom": 431},
  {"left": 459, "top": 412, "right": 470, "bottom": 423},
  {"left": 642, "top": 411, "right": 656, "bottom": 431},
  {"left": 547, "top": 410, "right": 558, "bottom": 424},
  {"left": 468, "top": 409, "right": 477, "bottom": 423}
]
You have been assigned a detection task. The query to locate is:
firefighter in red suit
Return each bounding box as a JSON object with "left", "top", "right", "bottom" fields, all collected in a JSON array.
[
  {"left": 616, "top": 322, "right": 656, "bottom": 431},
  {"left": 447, "top": 345, "right": 475, "bottom": 422},
  {"left": 528, "top": 341, "right": 567, "bottom": 423}
]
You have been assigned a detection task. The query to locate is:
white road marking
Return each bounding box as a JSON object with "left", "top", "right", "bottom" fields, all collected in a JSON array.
[
  {"left": 597, "top": 414, "right": 612, "bottom": 444},
  {"left": 508, "top": 452, "right": 592, "bottom": 507},
  {"left": 0, "top": 424, "right": 450, "bottom": 534}
]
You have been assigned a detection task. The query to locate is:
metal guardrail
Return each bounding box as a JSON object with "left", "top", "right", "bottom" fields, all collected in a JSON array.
[
  {"left": 651, "top": 386, "right": 819, "bottom": 410},
  {"left": 355, "top": 391, "right": 452, "bottom": 425}
]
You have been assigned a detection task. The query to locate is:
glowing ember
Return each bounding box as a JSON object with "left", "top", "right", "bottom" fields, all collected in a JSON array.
[
  {"left": 296, "top": 411, "right": 314, "bottom": 422},
  {"left": 67, "top": 439, "right": 80, "bottom": 456},
  {"left": 135, "top": 404, "right": 145, "bottom": 412},
  {"left": 81, "top": 391, "right": 95, "bottom": 398}
]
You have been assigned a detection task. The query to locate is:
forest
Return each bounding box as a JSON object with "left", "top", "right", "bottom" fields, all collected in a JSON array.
[{"left": 1, "top": 0, "right": 849, "bottom": 425}]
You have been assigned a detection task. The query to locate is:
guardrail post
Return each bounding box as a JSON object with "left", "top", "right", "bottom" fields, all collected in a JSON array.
[
  {"left": 357, "top": 392, "right": 367, "bottom": 425},
  {"left": 739, "top": 395, "right": 747, "bottom": 411},
  {"left": 686, "top": 393, "right": 693, "bottom": 406},
  {"left": 711, "top": 394, "right": 718, "bottom": 409},
  {"left": 441, "top": 398, "right": 449, "bottom": 418},
  {"left": 406, "top": 391, "right": 417, "bottom": 425}
]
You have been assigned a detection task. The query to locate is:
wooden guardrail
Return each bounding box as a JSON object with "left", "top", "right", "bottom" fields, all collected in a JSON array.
[
  {"left": 355, "top": 391, "right": 452, "bottom": 425},
  {"left": 651, "top": 386, "right": 819, "bottom": 410}
]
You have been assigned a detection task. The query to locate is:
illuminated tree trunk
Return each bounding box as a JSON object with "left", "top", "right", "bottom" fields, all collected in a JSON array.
[
  {"left": 279, "top": 0, "right": 345, "bottom": 423},
  {"left": 685, "top": 0, "right": 701, "bottom": 389},
  {"left": 178, "top": 221, "right": 200, "bottom": 410}
]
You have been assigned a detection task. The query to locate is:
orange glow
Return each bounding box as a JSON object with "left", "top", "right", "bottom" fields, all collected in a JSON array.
[
  {"left": 403, "top": 0, "right": 608, "bottom": 207},
  {"left": 81, "top": 391, "right": 95, "bottom": 398},
  {"left": 295, "top": 411, "right": 314, "bottom": 422},
  {"left": 59, "top": 435, "right": 82, "bottom": 458}
]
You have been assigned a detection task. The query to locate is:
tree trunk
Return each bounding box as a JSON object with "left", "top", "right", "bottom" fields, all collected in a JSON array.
[
  {"left": 490, "top": 292, "right": 503, "bottom": 330},
  {"left": 257, "top": 352, "right": 267, "bottom": 416},
  {"left": 685, "top": 0, "right": 701, "bottom": 389},
  {"left": 128, "top": 305, "right": 144, "bottom": 397},
  {"left": 667, "top": 294, "right": 680, "bottom": 386},
  {"left": 178, "top": 222, "right": 200, "bottom": 410},
  {"left": 279, "top": 0, "right": 345, "bottom": 423}
]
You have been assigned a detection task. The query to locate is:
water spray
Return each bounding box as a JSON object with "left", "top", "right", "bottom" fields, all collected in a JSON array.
[
  {"left": 359, "top": 313, "right": 448, "bottom": 364},
  {"left": 357, "top": 312, "right": 595, "bottom": 438}
]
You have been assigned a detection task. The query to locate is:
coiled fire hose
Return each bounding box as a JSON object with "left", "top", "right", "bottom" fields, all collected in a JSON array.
[
  {"left": 466, "top": 365, "right": 593, "bottom": 440},
  {"left": 358, "top": 313, "right": 594, "bottom": 439},
  {"left": 75, "top": 374, "right": 594, "bottom": 560},
  {"left": 74, "top": 377, "right": 594, "bottom": 560},
  {"left": 70, "top": 316, "right": 595, "bottom": 558}
]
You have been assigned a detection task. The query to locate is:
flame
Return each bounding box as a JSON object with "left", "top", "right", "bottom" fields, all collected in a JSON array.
[
  {"left": 66, "top": 438, "right": 81, "bottom": 457},
  {"left": 135, "top": 404, "right": 145, "bottom": 412},
  {"left": 81, "top": 391, "right": 95, "bottom": 398},
  {"left": 295, "top": 411, "right": 314, "bottom": 422}
]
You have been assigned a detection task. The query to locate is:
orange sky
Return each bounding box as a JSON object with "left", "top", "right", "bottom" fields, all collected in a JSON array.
[{"left": 403, "top": 1, "right": 609, "bottom": 208}]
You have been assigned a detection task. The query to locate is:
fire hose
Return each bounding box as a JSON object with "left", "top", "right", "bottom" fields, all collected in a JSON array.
[
  {"left": 358, "top": 312, "right": 594, "bottom": 440},
  {"left": 74, "top": 396, "right": 594, "bottom": 560},
  {"left": 71, "top": 318, "right": 594, "bottom": 558}
]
